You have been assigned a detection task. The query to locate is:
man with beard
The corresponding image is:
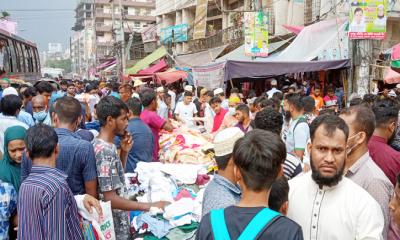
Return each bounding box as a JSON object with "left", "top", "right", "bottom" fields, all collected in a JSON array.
[
  {"left": 368, "top": 98, "right": 400, "bottom": 185},
  {"left": 93, "top": 96, "right": 170, "bottom": 239},
  {"left": 283, "top": 93, "right": 309, "bottom": 160},
  {"left": 340, "top": 105, "right": 392, "bottom": 239},
  {"left": 288, "top": 114, "right": 384, "bottom": 239}
]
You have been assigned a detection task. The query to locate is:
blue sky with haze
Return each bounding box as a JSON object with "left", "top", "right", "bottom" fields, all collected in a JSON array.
[{"left": 1, "top": 0, "right": 75, "bottom": 52}]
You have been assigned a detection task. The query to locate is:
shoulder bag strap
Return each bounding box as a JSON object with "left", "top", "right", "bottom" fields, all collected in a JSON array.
[
  {"left": 210, "top": 209, "right": 231, "bottom": 240},
  {"left": 238, "top": 208, "right": 281, "bottom": 240}
]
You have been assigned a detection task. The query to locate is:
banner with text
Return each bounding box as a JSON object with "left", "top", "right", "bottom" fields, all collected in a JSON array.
[
  {"left": 193, "top": 0, "right": 208, "bottom": 40},
  {"left": 244, "top": 11, "right": 269, "bottom": 57},
  {"left": 161, "top": 24, "right": 189, "bottom": 44},
  {"left": 348, "top": 0, "right": 387, "bottom": 39},
  {"left": 193, "top": 62, "right": 225, "bottom": 89}
]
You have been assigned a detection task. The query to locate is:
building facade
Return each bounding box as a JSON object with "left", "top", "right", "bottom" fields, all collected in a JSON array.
[{"left": 71, "top": 0, "right": 156, "bottom": 77}]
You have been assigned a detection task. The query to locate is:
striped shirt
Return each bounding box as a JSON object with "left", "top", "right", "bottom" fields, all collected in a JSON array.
[
  {"left": 18, "top": 166, "right": 83, "bottom": 240},
  {"left": 21, "top": 128, "right": 98, "bottom": 195},
  {"left": 283, "top": 153, "right": 303, "bottom": 180}
]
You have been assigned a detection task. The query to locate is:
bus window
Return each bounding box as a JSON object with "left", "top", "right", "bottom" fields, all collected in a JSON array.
[
  {"left": 7, "top": 39, "right": 17, "bottom": 73},
  {"left": 33, "top": 48, "right": 40, "bottom": 73},
  {"left": 31, "top": 47, "right": 37, "bottom": 72},
  {"left": 0, "top": 38, "right": 9, "bottom": 73},
  {"left": 15, "top": 42, "right": 25, "bottom": 72},
  {"left": 25, "top": 46, "right": 33, "bottom": 72}
]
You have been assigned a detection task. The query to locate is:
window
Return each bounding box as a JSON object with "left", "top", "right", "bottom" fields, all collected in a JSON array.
[
  {"left": 7, "top": 39, "right": 16, "bottom": 72},
  {"left": 135, "top": 8, "right": 140, "bottom": 16},
  {"left": 26, "top": 46, "right": 35, "bottom": 72},
  {"left": 86, "top": 12, "right": 92, "bottom": 18},
  {"left": 134, "top": 21, "right": 140, "bottom": 28},
  {"left": 145, "top": 9, "right": 151, "bottom": 16}
]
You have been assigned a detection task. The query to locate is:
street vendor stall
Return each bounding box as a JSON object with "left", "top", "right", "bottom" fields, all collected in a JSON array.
[{"left": 120, "top": 121, "right": 216, "bottom": 239}]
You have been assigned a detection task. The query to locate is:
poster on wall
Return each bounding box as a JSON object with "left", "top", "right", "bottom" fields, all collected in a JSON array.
[
  {"left": 193, "top": 0, "right": 208, "bottom": 39},
  {"left": 348, "top": 0, "right": 387, "bottom": 39},
  {"left": 193, "top": 62, "right": 225, "bottom": 89},
  {"left": 243, "top": 11, "right": 269, "bottom": 57}
]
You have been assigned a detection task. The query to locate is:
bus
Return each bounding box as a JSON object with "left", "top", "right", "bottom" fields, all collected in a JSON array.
[{"left": 0, "top": 28, "right": 41, "bottom": 83}]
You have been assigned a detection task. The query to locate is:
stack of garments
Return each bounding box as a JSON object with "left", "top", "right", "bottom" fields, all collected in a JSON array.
[
  {"left": 126, "top": 162, "right": 213, "bottom": 239},
  {"left": 158, "top": 123, "right": 214, "bottom": 164}
]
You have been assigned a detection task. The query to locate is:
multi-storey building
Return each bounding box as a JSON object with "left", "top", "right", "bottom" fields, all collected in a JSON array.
[{"left": 71, "top": 0, "right": 156, "bottom": 76}]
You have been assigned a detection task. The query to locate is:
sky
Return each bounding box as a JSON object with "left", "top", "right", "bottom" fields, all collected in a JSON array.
[{"left": 2, "top": 0, "right": 75, "bottom": 52}]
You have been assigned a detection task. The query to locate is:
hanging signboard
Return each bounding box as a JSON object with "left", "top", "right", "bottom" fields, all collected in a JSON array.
[
  {"left": 141, "top": 25, "right": 157, "bottom": 43},
  {"left": 244, "top": 11, "right": 269, "bottom": 57},
  {"left": 161, "top": 24, "right": 189, "bottom": 44},
  {"left": 348, "top": 0, "right": 387, "bottom": 39},
  {"left": 193, "top": 0, "right": 208, "bottom": 39}
]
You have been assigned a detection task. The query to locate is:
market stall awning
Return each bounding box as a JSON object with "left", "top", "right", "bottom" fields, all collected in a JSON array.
[
  {"left": 282, "top": 25, "right": 304, "bottom": 35},
  {"left": 175, "top": 45, "right": 228, "bottom": 68},
  {"left": 385, "top": 68, "right": 400, "bottom": 84},
  {"left": 224, "top": 59, "right": 350, "bottom": 81},
  {"left": 138, "top": 59, "right": 168, "bottom": 74},
  {"left": 96, "top": 59, "right": 116, "bottom": 70},
  {"left": 154, "top": 70, "right": 188, "bottom": 84},
  {"left": 103, "top": 63, "right": 116, "bottom": 72},
  {"left": 126, "top": 46, "right": 168, "bottom": 74},
  {"left": 216, "top": 38, "right": 293, "bottom": 62},
  {"left": 274, "top": 18, "right": 348, "bottom": 61}
]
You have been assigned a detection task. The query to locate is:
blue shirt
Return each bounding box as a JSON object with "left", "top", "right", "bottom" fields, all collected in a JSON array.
[
  {"left": 18, "top": 110, "right": 35, "bottom": 127},
  {"left": 0, "top": 180, "right": 17, "bottom": 240},
  {"left": 118, "top": 118, "right": 154, "bottom": 172},
  {"left": 18, "top": 166, "right": 83, "bottom": 240},
  {"left": 201, "top": 174, "right": 241, "bottom": 217},
  {"left": 22, "top": 128, "right": 98, "bottom": 195}
]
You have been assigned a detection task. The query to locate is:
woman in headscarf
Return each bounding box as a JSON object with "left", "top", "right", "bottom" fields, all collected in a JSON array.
[
  {"left": 0, "top": 125, "right": 27, "bottom": 192},
  {"left": 0, "top": 126, "right": 26, "bottom": 239}
]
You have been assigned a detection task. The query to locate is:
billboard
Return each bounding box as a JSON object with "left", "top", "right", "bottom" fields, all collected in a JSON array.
[
  {"left": 348, "top": 0, "right": 387, "bottom": 39},
  {"left": 244, "top": 11, "right": 269, "bottom": 57},
  {"left": 161, "top": 24, "right": 189, "bottom": 44},
  {"left": 193, "top": 0, "right": 208, "bottom": 39}
]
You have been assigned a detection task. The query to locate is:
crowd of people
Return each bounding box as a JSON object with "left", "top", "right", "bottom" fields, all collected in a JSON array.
[{"left": 0, "top": 75, "right": 399, "bottom": 239}]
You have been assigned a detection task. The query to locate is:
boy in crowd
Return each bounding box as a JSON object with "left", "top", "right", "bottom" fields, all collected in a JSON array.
[
  {"left": 175, "top": 91, "right": 198, "bottom": 128},
  {"left": 202, "top": 127, "right": 244, "bottom": 217},
  {"left": 94, "top": 96, "right": 169, "bottom": 239},
  {"left": 196, "top": 130, "right": 303, "bottom": 239}
]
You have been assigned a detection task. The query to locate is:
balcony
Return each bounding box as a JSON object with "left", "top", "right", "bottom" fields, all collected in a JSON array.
[
  {"left": 97, "top": 40, "right": 113, "bottom": 46},
  {"left": 95, "top": 22, "right": 113, "bottom": 32},
  {"left": 125, "top": 15, "right": 156, "bottom": 21},
  {"left": 187, "top": 26, "right": 244, "bottom": 52},
  {"left": 95, "top": 0, "right": 155, "bottom": 8}
]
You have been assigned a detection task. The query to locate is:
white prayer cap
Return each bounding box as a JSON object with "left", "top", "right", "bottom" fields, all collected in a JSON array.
[
  {"left": 2, "top": 87, "right": 18, "bottom": 97},
  {"left": 271, "top": 79, "right": 277, "bottom": 85},
  {"left": 213, "top": 88, "right": 224, "bottom": 96},
  {"left": 184, "top": 85, "right": 193, "bottom": 92},
  {"left": 213, "top": 127, "right": 244, "bottom": 157}
]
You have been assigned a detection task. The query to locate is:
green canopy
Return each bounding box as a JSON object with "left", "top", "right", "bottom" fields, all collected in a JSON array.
[{"left": 126, "top": 46, "right": 168, "bottom": 74}]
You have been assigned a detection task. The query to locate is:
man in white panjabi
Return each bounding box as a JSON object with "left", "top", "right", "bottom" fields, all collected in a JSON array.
[{"left": 288, "top": 115, "right": 384, "bottom": 240}]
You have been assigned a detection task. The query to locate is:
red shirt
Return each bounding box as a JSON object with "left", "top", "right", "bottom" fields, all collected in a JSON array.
[
  {"left": 140, "top": 109, "right": 166, "bottom": 161},
  {"left": 368, "top": 135, "right": 400, "bottom": 185},
  {"left": 212, "top": 108, "right": 228, "bottom": 133}
]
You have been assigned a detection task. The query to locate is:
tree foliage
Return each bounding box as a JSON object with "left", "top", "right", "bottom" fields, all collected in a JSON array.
[{"left": 45, "top": 59, "right": 72, "bottom": 73}]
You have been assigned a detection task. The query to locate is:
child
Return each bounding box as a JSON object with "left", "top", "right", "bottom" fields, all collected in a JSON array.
[{"left": 196, "top": 130, "right": 303, "bottom": 240}]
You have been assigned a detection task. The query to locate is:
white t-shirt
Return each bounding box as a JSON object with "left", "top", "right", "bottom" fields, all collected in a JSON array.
[{"left": 174, "top": 102, "right": 198, "bottom": 128}]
